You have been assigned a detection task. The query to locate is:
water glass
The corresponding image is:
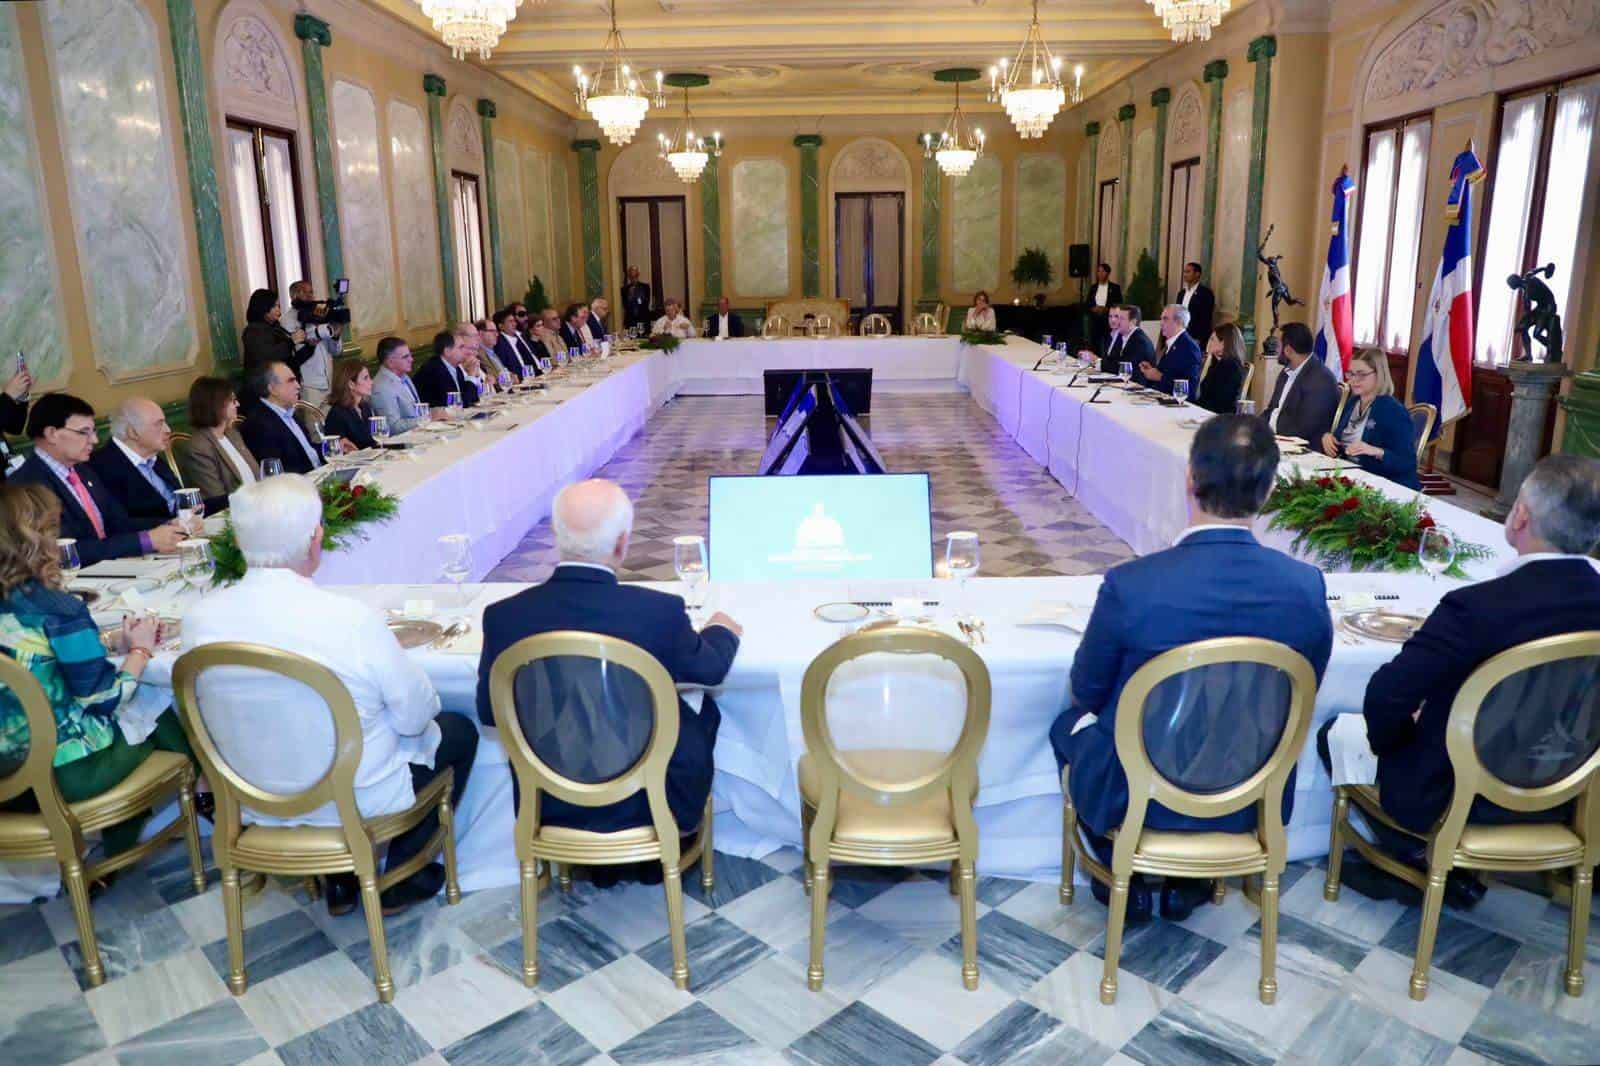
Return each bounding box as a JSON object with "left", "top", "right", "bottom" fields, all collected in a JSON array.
[
  {"left": 945, "top": 531, "right": 980, "bottom": 620},
  {"left": 1173, "top": 379, "right": 1191, "bottom": 405},
  {"left": 1237, "top": 399, "right": 1258, "bottom": 417},
  {"left": 1042, "top": 334, "right": 1054, "bottom": 350},
  {"left": 412, "top": 401, "right": 430, "bottom": 423},
  {"left": 497, "top": 370, "right": 513, "bottom": 390},
  {"left": 445, "top": 391, "right": 463, "bottom": 418},
  {"left": 320, "top": 435, "right": 342, "bottom": 461},
  {"left": 260, "top": 457, "right": 284, "bottom": 477},
  {"left": 673, "top": 535, "right": 709, "bottom": 621},
  {"left": 438, "top": 533, "right": 472, "bottom": 606},
  {"left": 1118, "top": 361, "right": 1133, "bottom": 385},
  {"left": 1418, "top": 527, "right": 1456, "bottom": 580},
  {"left": 58, "top": 538, "right": 81, "bottom": 587},
  {"left": 177, "top": 538, "right": 214, "bottom": 589},
  {"left": 369, "top": 414, "right": 390, "bottom": 446},
  {"left": 174, "top": 487, "right": 204, "bottom": 533}
]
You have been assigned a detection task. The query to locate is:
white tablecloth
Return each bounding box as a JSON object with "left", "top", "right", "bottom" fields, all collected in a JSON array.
[{"left": 669, "top": 336, "right": 966, "bottom": 395}]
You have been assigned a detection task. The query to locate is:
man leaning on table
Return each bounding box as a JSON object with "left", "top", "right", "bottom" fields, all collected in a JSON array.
[
  {"left": 1261, "top": 322, "right": 1340, "bottom": 442},
  {"left": 1320, "top": 455, "right": 1600, "bottom": 909},
  {"left": 183, "top": 475, "right": 478, "bottom": 916},
  {"left": 1050, "top": 415, "right": 1334, "bottom": 925},
  {"left": 475, "top": 478, "right": 741, "bottom": 888},
  {"left": 652, "top": 298, "right": 698, "bottom": 340}
]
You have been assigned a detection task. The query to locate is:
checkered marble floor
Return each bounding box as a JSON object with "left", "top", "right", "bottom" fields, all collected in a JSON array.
[
  {"left": 487, "top": 394, "right": 1136, "bottom": 583},
  {"left": 5, "top": 837, "right": 1599, "bottom": 1066}
]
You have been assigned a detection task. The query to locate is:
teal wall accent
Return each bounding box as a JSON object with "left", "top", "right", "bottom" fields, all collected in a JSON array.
[
  {"left": 423, "top": 74, "right": 458, "bottom": 323},
  {"left": 919, "top": 152, "right": 941, "bottom": 304},
  {"left": 794, "top": 134, "right": 823, "bottom": 298},
  {"left": 294, "top": 14, "right": 342, "bottom": 287},
  {"left": 699, "top": 152, "right": 724, "bottom": 311},
  {"left": 477, "top": 98, "right": 502, "bottom": 304},
  {"left": 573, "top": 139, "right": 603, "bottom": 299},
  {"left": 1116, "top": 105, "right": 1135, "bottom": 283},
  {"left": 1241, "top": 36, "right": 1276, "bottom": 330},
  {"left": 1148, "top": 87, "right": 1171, "bottom": 279},
  {"left": 1200, "top": 59, "right": 1227, "bottom": 280},
  {"left": 1084, "top": 121, "right": 1101, "bottom": 272}
]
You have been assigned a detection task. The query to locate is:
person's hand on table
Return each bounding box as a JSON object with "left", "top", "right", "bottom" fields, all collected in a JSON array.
[
  {"left": 1344, "top": 439, "right": 1382, "bottom": 459},
  {"left": 704, "top": 611, "right": 743, "bottom": 639},
  {"left": 338, "top": 437, "right": 358, "bottom": 454},
  {"left": 1319, "top": 432, "right": 1342, "bottom": 457},
  {"left": 1076, "top": 349, "right": 1096, "bottom": 362},
  {"left": 120, "top": 613, "right": 160, "bottom": 654},
  {"left": 429, "top": 408, "right": 452, "bottom": 422},
  {"left": 148, "top": 522, "right": 186, "bottom": 554},
  {"left": 1138, "top": 362, "right": 1163, "bottom": 383}
]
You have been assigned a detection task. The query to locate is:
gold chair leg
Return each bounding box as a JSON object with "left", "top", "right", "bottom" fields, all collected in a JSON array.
[
  {"left": 958, "top": 859, "right": 979, "bottom": 990},
  {"left": 800, "top": 807, "right": 814, "bottom": 895},
  {"left": 359, "top": 876, "right": 395, "bottom": 1003},
  {"left": 1409, "top": 869, "right": 1449, "bottom": 1001},
  {"left": 1212, "top": 879, "right": 1227, "bottom": 905},
  {"left": 1258, "top": 874, "right": 1280, "bottom": 1005},
  {"left": 557, "top": 863, "right": 572, "bottom": 892},
  {"left": 701, "top": 802, "right": 716, "bottom": 893},
  {"left": 519, "top": 858, "right": 540, "bottom": 988},
  {"left": 440, "top": 796, "right": 462, "bottom": 905},
  {"left": 1060, "top": 795, "right": 1077, "bottom": 905},
  {"left": 808, "top": 861, "right": 829, "bottom": 991},
  {"left": 1565, "top": 865, "right": 1592, "bottom": 997},
  {"left": 302, "top": 876, "right": 323, "bottom": 902},
  {"left": 1100, "top": 876, "right": 1131, "bottom": 1005},
  {"left": 62, "top": 860, "right": 105, "bottom": 988},
  {"left": 949, "top": 860, "right": 960, "bottom": 897},
  {"left": 1325, "top": 788, "right": 1349, "bottom": 902},
  {"left": 663, "top": 863, "right": 690, "bottom": 991},
  {"left": 221, "top": 867, "right": 248, "bottom": 995},
  {"left": 177, "top": 778, "right": 207, "bottom": 896}
]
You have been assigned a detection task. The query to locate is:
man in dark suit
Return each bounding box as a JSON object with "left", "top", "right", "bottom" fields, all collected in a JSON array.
[
  {"left": 1050, "top": 415, "right": 1333, "bottom": 923},
  {"left": 622, "top": 266, "right": 653, "bottom": 330},
  {"left": 588, "top": 297, "right": 611, "bottom": 337},
  {"left": 559, "top": 304, "right": 591, "bottom": 351},
  {"left": 490, "top": 309, "right": 532, "bottom": 379},
  {"left": 1138, "top": 304, "right": 1205, "bottom": 396},
  {"left": 0, "top": 359, "right": 31, "bottom": 483},
  {"left": 475, "top": 479, "right": 742, "bottom": 885},
  {"left": 240, "top": 361, "right": 324, "bottom": 476},
  {"left": 1078, "top": 305, "right": 1154, "bottom": 375},
  {"left": 1262, "top": 322, "right": 1340, "bottom": 442},
  {"left": 1175, "top": 262, "right": 1216, "bottom": 345},
  {"left": 706, "top": 297, "right": 745, "bottom": 339},
  {"left": 414, "top": 330, "right": 480, "bottom": 409},
  {"left": 89, "top": 397, "right": 183, "bottom": 525},
  {"left": 1086, "top": 263, "right": 1122, "bottom": 352},
  {"left": 11, "top": 394, "right": 186, "bottom": 565}
]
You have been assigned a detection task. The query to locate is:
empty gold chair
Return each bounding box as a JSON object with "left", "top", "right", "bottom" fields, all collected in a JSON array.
[
  {"left": 813, "top": 314, "right": 837, "bottom": 339},
  {"left": 1061, "top": 638, "right": 1316, "bottom": 1005},
  {"left": 173, "top": 643, "right": 460, "bottom": 1003},
  {"left": 1325, "top": 632, "right": 1600, "bottom": 1001},
  {"left": 487, "top": 631, "right": 713, "bottom": 990},
  {"left": 1406, "top": 402, "right": 1438, "bottom": 463},
  {"left": 1238, "top": 360, "right": 1256, "bottom": 409},
  {"left": 911, "top": 312, "right": 942, "bottom": 336},
  {"left": 0, "top": 655, "right": 205, "bottom": 988},
  {"left": 859, "top": 313, "right": 893, "bottom": 338},
  {"left": 799, "top": 625, "right": 991, "bottom": 991},
  {"left": 760, "top": 314, "right": 791, "bottom": 339}
]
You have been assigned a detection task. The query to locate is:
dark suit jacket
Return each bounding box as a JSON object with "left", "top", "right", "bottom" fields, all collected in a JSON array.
[
  {"left": 241, "top": 322, "right": 302, "bottom": 375},
  {"left": 1100, "top": 327, "right": 1155, "bottom": 375},
  {"left": 1332, "top": 393, "right": 1419, "bottom": 490},
  {"left": 9, "top": 453, "right": 158, "bottom": 566},
  {"left": 1178, "top": 284, "right": 1215, "bottom": 344},
  {"left": 1365, "top": 558, "right": 1600, "bottom": 833},
  {"left": 622, "top": 281, "right": 653, "bottom": 328},
  {"left": 1196, "top": 357, "right": 1247, "bottom": 415},
  {"left": 707, "top": 312, "right": 745, "bottom": 339},
  {"left": 0, "top": 394, "right": 27, "bottom": 484},
  {"left": 413, "top": 356, "right": 480, "bottom": 409},
  {"left": 88, "top": 442, "right": 181, "bottom": 525},
  {"left": 323, "top": 401, "right": 376, "bottom": 451},
  {"left": 492, "top": 335, "right": 529, "bottom": 379},
  {"left": 240, "top": 405, "right": 323, "bottom": 475},
  {"left": 1148, "top": 332, "right": 1203, "bottom": 396},
  {"left": 560, "top": 323, "right": 585, "bottom": 351},
  {"left": 1050, "top": 528, "right": 1333, "bottom": 837},
  {"left": 475, "top": 564, "right": 739, "bottom": 834},
  {"left": 1090, "top": 281, "right": 1123, "bottom": 310},
  {"left": 589, "top": 313, "right": 608, "bottom": 336},
  {"left": 1264, "top": 357, "right": 1341, "bottom": 442}
]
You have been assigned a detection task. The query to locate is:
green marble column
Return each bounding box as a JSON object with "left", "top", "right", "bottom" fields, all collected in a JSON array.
[
  {"left": 1116, "top": 105, "right": 1135, "bottom": 283},
  {"left": 1148, "top": 88, "right": 1171, "bottom": 277},
  {"left": 477, "top": 99, "right": 502, "bottom": 305},
  {"left": 1084, "top": 120, "right": 1101, "bottom": 216},
  {"left": 1199, "top": 60, "right": 1227, "bottom": 279},
  {"left": 423, "top": 75, "right": 458, "bottom": 323},
  {"left": 573, "top": 139, "right": 602, "bottom": 299},
  {"left": 294, "top": 14, "right": 342, "bottom": 286},
  {"left": 700, "top": 150, "right": 723, "bottom": 314},
  {"left": 165, "top": 0, "right": 238, "bottom": 364},
  {"left": 1559, "top": 369, "right": 1600, "bottom": 459},
  {"left": 794, "top": 134, "right": 824, "bottom": 298},
  {"left": 918, "top": 148, "right": 941, "bottom": 313},
  {"left": 1240, "top": 37, "right": 1276, "bottom": 331}
]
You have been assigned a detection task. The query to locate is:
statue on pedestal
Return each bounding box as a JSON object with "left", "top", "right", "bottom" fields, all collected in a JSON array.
[
  {"left": 1256, "top": 224, "right": 1303, "bottom": 330},
  {"left": 1508, "top": 263, "right": 1564, "bottom": 365}
]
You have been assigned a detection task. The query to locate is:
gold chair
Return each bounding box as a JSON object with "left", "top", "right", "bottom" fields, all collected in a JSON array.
[
  {"left": 910, "top": 312, "right": 942, "bottom": 336},
  {"left": 813, "top": 314, "right": 838, "bottom": 339},
  {"left": 487, "top": 631, "right": 713, "bottom": 990},
  {"left": 0, "top": 656, "right": 205, "bottom": 989},
  {"left": 935, "top": 302, "right": 950, "bottom": 333},
  {"left": 761, "top": 314, "right": 791, "bottom": 340},
  {"left": 799, "top": 625, "right": 991, "bottom": 991},
  {"left": 167, "top": 431, "right": 192, "bottom": 489},
  {"left": 293, "top": 400, "right": 325, "bottom": 427},
  {"left": 1061, "top": 638, "right": 1317, "bottom": 1005},
  {"left": 1324, "top": 632, "right": 1600, "bottom": 1001},
  {"left": 1406, "top": 402, "right": 1438, "bottom": 462},
  {"left": 172, "top": 643, "right": 461, "bottom": 1003},
  {"left": 859, "top": 313, "right": 893, "bottom": 338},
  {"left": 1239, "top": 360, "right": 1256, "bottom": 408},
  {"left": 1198, "top": 354, "right": 1215, "bottom": 387},
  {"left": 1331, "top": 382, "right": 1351, "bottom": 433}
]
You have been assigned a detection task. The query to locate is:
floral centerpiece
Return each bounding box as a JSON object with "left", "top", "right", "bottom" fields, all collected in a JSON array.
[
  {"left": 1261, "top": 473, "right": 1490, "bottom": 578},
  {"left": 208, "top": 479, "right": 400, "bottom": 584},
  {"left": 959, "top": 328, "right": 1006, "bottom": 346},
  {"left": 641, "top": 333, "right": 681, "bottom": 353}
]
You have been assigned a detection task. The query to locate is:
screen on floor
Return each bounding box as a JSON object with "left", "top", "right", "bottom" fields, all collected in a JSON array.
[{"left": 708, "top": 473, "right": 933, "bottom": 581}]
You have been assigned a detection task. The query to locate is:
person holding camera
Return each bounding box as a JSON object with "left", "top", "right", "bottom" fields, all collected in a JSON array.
[
  {"left": 282, "top": 279, "right": 347, "bottom": 410},
  {"left": 1, "top": 354, "right": 32, "bottom": 483}
]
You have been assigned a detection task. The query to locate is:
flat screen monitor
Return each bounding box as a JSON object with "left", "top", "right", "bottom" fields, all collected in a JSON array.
[
  {"left": 763, "top": 369, "right": 873, "bottom": 417},
  {"left": 708, "top": 473, "right": 933, "bottom": 581}
]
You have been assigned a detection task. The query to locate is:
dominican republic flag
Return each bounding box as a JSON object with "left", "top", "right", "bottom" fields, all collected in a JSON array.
[
  {"left": 1313, "top": 168, "right": 1356, "bottom": 380},
  {"left": 1412, "top": 145, "right": 1484, "bottom": 434}
]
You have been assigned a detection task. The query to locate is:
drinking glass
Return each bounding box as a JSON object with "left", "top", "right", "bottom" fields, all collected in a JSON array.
[
  {"left": 319, "top": 435, "right": 342, "bottom": 461},
  {"left": 445, "top": 391, "right": 463, "bottom": 419},
  {"left": 412, "top": 400, "right": 430, "bottom": 424},
  {"left": 260, "top": 457, "right": 284, "bottom": 477},
  {"left": 1042, "top": 334, "right": 1054, "bottom": 350},
  {"left": 1236, "top": 399, "right": 1258, "bottom": 417},
  {"left": 673, "top": 535, "right": 709, "bottom": 622},
  {"left": 497, "top": 370, "right": 513, "bottom": 390},
  {"left": 438, "top": 533, "right": 472, "bottom": 607},
  {"left": 1173, "top": 379, "right": 1190, "bottom": 405},
  {"left": 1118, "top": 362, "right": 1133, "bottom": 387},
  {"left": 174, "top": 487, "right": 204, "bottom": 533},
  {"left": 177, "top": 538, "right": 214, "bottom": 589},
  {"left": 58, "top": 538, "right": 81, "bottom": 587},
  {"left": 1418, "top": 527, "right": 1456, "bottom": 581},
  {"left": 369, "top": 414, "right": 390, "bottom": 447},
  {"left": 945, "top": 531, "right": 980, "bottom": 621}
]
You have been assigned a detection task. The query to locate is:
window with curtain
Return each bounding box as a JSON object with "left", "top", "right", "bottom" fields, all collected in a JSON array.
[
  {"left": 1353, "top": 117, "right": 1431, "bottom": 352},
  {"left": 1163, "top": 158, "right": 1202, "bottom": 289},
  {"left": 1477, "top": 76, "right": 1599, "bottom": 365},
  {"left": 226, "top": 120, "right": 308, "bottom": 298},
  {"left": 451, "top": 171, "right": 488, "bottom": 322}
]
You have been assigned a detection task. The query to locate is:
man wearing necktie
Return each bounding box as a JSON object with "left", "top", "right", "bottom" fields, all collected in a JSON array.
[
  {"left": 89, "top": 398, "right": 185, "bottom": 526},
  {"left": 414, "top": 330, "right": 481, "bottom": 410},
  {"left": 240, "top": 361, "right": 325, "bottom": 476},
  {"left": 1078, "top": 304, "right": 1154, "bottom": 375}
]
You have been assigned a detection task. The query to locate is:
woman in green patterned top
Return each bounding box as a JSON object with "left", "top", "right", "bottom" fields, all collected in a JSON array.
[{"left": 0, "top": 484, "right": 192, "bottom": 856}]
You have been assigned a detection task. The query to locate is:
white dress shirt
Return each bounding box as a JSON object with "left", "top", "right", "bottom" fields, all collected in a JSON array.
[
  {"left": 113, "top": 437, "right": 177, "bottom": 514},
  {"left": 1094, "top": 282, "right": 1110, "bottom": 307},
  {"left": 269, "top": 401, "right": 322, "bottom": 467},
  {"left": 964, "top": 306, "right": 997, "bottom": 331},
  {"left": 1496, "top": 552, "right": 1600, "bottom": 578},
  {"left": 182, "top": 568, "right": 443, "bottom": 826},
  {"left": 713, "top": 313, "right": 733, "bottom": 338},
  {"left": 1179, "top": 284, "right": 1197, "bottom": 308},
  {"left": 216, "top": 433, "right": 256, "bottom": 487},
  {"left": 1268, "top": 359, "right": 1306, "bottom": 432},
  {"left": 652, "top": 313, "right": 697, "bottom": 339}
]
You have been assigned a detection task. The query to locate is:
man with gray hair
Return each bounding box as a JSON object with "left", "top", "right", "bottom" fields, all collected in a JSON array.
[
  {"left": 1327, "top": 455, "right": 1600, "bottom": 907},
  {"left": 183, "top": 475, "right": 477, "bottom": 917},
  {"left": 1137, "top": 303, "right": 1203, "bottom": 396},
  {"left": 475, "top": 478, "right": 741, "bottom": 886},
  {"left": 89, "top": 397, "right": 187, "bottom": 526}
]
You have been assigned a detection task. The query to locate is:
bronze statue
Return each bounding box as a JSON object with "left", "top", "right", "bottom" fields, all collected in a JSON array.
[
  {"left": 1257, "top": 224, "right": 1303, "bottom": 330},
  {"left": 1508, "top": 263, "right": 1564, "bottom": 364}
]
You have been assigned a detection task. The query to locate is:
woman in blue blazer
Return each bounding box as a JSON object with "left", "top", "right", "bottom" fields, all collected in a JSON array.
[{"left": 1319, "top": 349, "right": 1420, "bottom": 490}]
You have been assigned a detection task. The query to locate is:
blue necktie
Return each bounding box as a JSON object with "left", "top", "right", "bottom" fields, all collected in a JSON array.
[{"left": 141, "top": 457, "right": 177, "bottom": 513}]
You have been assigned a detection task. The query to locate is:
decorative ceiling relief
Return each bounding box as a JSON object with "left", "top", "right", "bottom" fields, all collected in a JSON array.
[
  {"left": 220, "top": 14, "right": 293, "bottom": 107},
  {"left": 831, "top": 137, "right": 909, "bottom": 192},
  {"left": 1169, "top": 85, "right": 1204, "bottom": 156}
]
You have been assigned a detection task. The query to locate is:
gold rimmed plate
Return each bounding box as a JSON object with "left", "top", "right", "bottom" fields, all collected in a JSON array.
[
  {"left": 813, "top": 602, "right": 869, "bottom": 623},
  {"left": 1341, "top": 608, "right": 1426, "bottom": 643},
  {"left": 387, "top": 618, "right": 444, "bottom": 649}
]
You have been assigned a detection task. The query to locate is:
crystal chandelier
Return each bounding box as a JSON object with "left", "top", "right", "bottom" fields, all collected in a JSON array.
[
  {"left": 574, "top": 1, "right": 664, "bottom": 145},
  {"left": 657, "top": 79, "right": 720, "bottom": 183},
  {"left": 922, "top": 75, "right": 985, "bottom": 178},
  {"left": 1148, "top": 0, "right": 1231, "bottom": 43},
  {"left": 988, "top": 0, "right": 1081, "bottom": 139},
  {"left": 419, "top": 0, "right": 526, "bottom": 61}
]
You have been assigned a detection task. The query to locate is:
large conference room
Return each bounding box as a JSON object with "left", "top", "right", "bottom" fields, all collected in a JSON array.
[{"left": 3, "top": 0, "right": 1600, "bottom": 1063}]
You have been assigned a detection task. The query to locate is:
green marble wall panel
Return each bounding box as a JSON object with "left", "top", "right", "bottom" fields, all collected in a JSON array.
[
  {"left": 919, "top": 157, "right": 941, "bottom": 304},
  {"left": 44, "top": 0, "right": 197, "bottom": 376},
  {"left": 1214, "top": 89, "right": 1251, "bottom": 315},
  {"left": 1074, "top": 156, "right": 1092, "bottom": 245},
  {"left": 574, "top": 142, "right": 602, "bottom": 300},
  {"left": 794, "top": 136, "right": 822, "bottom": 297},
  {"left": 700, "top": 159, "right": 724, "bottom": 303},
  {"left": 494, "top": 137, "right": 528, "bottom": 306},
  {"left": 952, "top": 155, "right": 1001, "bottom": 294},
  {"left": 731, "top": 158, "right": 790, "bottom": 297},
  {"left": 1127, "top": 129, "right": 1154, "bottom": 264},
  {"left": 1015, "top": 154, "right": 1066, "bottom": 291},
  {"left": 523, "top": 149, "right": 553, "bottom": 301},
  {"left": 0, "top": 8, "right": 66, "bottom": 386},
  {"left": 387, "top": 100, "right": 443, "bottom": 327},
  {"left": 330, "top": 79, "right": 397, "bottom": 336},
  {"left": 550, "top": 152, "right": 574, "bottom": 302}
]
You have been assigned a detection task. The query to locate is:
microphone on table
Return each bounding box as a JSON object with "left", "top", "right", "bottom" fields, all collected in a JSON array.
[
  {"left": 1087, "top": 385, "right": 1112, "bottom": 404},
  {"left": 1063, "top": 370, "right": 1083, "bottom": 389},
  {"left": 1031, "top": 352, "right": 1050, "bottom": 372}
]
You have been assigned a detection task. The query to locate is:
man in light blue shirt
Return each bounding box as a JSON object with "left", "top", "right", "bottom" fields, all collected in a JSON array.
[
  {"left": 370, "top": 336, "right": 430, "bottom": 434},
  {"left": 240, "top": 361, "right": 323, "bottom": 476}
]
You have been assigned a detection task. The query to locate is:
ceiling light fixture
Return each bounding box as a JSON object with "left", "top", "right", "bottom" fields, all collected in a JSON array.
[
  {"left": 1148, "top": 0, "right": 1231, "bottom": 43},
  {"left": 657, "top": 75, "right": 719, "bottom": 183},
  {"left": 922, "top": 70, "right": 985, "bottom": 178},
  {"left": 419, "top": 0, "right": 527, "bottom": 61},
  {"left": 988, "top": 0, "right": 1080, "bottom": 139},
  {"left": 574, "top": 1, "right": 664, "bottom": 146}
]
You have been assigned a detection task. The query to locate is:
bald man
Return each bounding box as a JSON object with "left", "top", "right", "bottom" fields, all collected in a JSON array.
[
  {"left": 89, "top": 396, "right": 189, "bottom": 526},
  {"left": 475, "top": 479, "right": 742, "bottom": 885}
]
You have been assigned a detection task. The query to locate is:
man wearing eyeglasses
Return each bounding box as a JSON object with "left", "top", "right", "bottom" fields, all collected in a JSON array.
[{"left": 11, "top": 394, "right": 186, "bottom": 565}]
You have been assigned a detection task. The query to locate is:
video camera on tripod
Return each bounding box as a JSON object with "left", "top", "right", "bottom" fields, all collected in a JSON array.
[{"left": 291, "top": 277, "right": 352, "bottom": 342}]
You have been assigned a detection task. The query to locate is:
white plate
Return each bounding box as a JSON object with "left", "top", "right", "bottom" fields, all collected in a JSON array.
[{"left": 813, "top": 602, "right": 869, "bottom": 623}]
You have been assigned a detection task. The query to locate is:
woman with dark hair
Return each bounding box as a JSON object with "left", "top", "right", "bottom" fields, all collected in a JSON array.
[
  {"left": 322, "top": 358, "right": 377, "bottom": 450},
  {"left": 182, "top": 377, "right": 259, "bottom": 512},
  {"left": 964, "top": 291, "right": 997, "bottom": 332},
  {"left": 240, "top": 289, "right": 302, "bottom": 373},
  {"left": 1195, "top": 322, "right": 1249, "bottom": 414}
]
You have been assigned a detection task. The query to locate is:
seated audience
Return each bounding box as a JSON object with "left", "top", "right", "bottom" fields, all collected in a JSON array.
[
  {"left": 1139, "top": 304, "right": 1204, "bottom": 396},
  {"left": 706, "top": 297, "right": 744, "bottom": 339},
  {"left": 488, "top": 310, "right": 528, "bottom": 379},
  {"left": 473, "top": 319, "right": 510, "bottom": 382},
  {"left": 536, "top": 309, "right": 569, "bottom": 364},
  {"left": 11, "top": 395, "right": 185, "bottom": 565},
  {"left": 1050, "top": 415, "right": 1333, "bottom": 923},
  {"left": 1195, "top": 322, "right": 1249, "bottom": 415},
  {"left": 183, "top": 475, "right": 477, "bottom": 914},
  {"left": 963, "top": 291, "right": 997, "bottom": 332},
  {"left": 560, "top": 303, "right": 589, "bottom": 350},
  {"left": 462, "top": 350, "right": 492, "bottom": 398},
  {"left": 1320, "top": 348, "right": 1420, "bottom": 490},
  {"left": 651, "top": 298, "right": 697, "bottom": 339},
  {"left": 370, "top": 336, "right": 430, "bottom": 434},
  {"left": 89, "top": 398, "right": 183, "bottom": 526},
  {"left": 1, "top": 359, "right": 31, "bottom": 483},
  {"left": 1078, "top": 304, "right": 1153, "bottom": 375},
  {"left": 1262, "top": 322, "right": 1340, "bottom": 442},
  {"left": 240, "top": 289, "right": 304, "bottom": 376},
  {"left": 414, "top": 330, "right": 480, "bottom": 410},
  {"left": 322, "top": 358, "right": 377, "bottom": 451},
  {"left": 475, "top": 479, "right": 741, "bottom": 885},
  {"left": 0, "top": 484, "right": 193, "bottom": 856},
  {"left": 240, "top": 361, "right": 324, "bottom": 476},
  {"left": 182, "top": 377, "right": 258, "bottom": 513},
  {"left": 501, "top": 307, "right": 544, "bottom": 376}
]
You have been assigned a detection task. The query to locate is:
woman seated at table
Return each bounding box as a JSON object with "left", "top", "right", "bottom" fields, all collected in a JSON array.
[
  {"left": 322, "top": 358, "right": 378, "bottom": 451},
  {"left": 1320, "top": 348, "right": 1420, "bottom": 490},
  {"left": 183, "top": 377, "right": 259, "bottom": 513},
  {"left": 964, "top": 291, "right": 997, "bottom": 332},
  {"left": 1195, "top": 322, "right": 1248, "bottom": 414},
  {"left": 0, "top": 484, "right": 194, "bottom": 857}
]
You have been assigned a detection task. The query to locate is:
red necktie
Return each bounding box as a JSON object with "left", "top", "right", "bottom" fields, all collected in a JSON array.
[{"left": 67, "top": 467, "right": 106, "bottom": 539}]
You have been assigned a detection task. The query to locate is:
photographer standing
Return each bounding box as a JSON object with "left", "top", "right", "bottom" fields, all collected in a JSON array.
[
  {"left": 241, "top": 289, "right": 302, "bottom": 383},
  {"left": 282, "top": 279, "right": 346, "bottom": 410}
]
